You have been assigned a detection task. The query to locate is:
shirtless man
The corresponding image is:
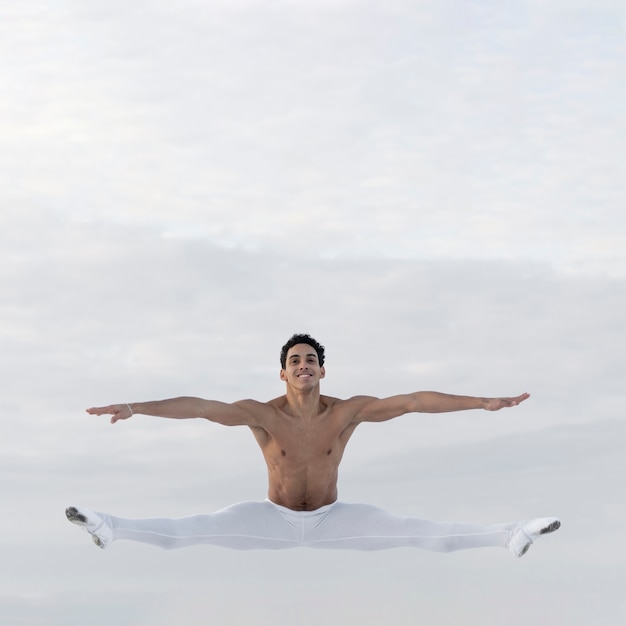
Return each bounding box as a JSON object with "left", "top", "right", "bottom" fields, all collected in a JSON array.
[{"left": 66, "top": 333, "right": 560, "bottom": 557}]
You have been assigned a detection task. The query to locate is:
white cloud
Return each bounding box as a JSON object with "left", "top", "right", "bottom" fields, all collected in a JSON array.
[{"left": 2, "top": 0, "right": 624, "bottom": 272}]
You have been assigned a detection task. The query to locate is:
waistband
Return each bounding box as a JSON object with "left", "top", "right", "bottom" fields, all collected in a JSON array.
[{"left": 265, "top": 498, "right": 337, "bottom": 517}]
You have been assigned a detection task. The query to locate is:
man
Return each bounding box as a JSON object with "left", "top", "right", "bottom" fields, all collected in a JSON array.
[{"left": 67, "top": 333, "right": 560, "bottom": 557}]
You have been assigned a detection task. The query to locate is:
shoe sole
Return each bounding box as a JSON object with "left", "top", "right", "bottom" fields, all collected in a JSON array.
[
  {"left": 539, "top": 519, "right": 561, "bottom": 535},
  {"left": 66, "top": 506, "right": 87, "bottom": 525}
]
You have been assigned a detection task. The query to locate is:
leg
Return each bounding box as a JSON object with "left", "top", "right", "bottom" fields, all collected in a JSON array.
[
  {"left": 66, "top": 501, "right": 301, "bottom": 550},
  {"left": 67, "top": 501, "right": 560, "bottom": 556},
  {"left": 305, "top": 503, "right": 559, "bottom": 556}
]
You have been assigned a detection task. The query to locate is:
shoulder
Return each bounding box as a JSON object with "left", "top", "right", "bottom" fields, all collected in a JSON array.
[
  {"left": 265, "top": 395, "right": 287, "bottom": 410},
  {"left": 234, "top": 398, "right": 280, "bottom": 414},
  {"left": 339, "top": 395, "right": 379, "bottom": 406},
  {"left": 228, "top": 398, "right": 280, "bottom": 424},
  {"left": 320, "top": 394, "right": 344, "bottom": 408},
  {"left": 324, "top": 395, "right": 379, "bottom": 420}
]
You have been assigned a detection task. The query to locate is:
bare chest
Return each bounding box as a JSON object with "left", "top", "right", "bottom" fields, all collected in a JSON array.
[
  {"left": 278, "top": 418, "right": 343, "bottom": 455},
  {"left": 254, "top": 409, "right": 355, "bottom": 462}
]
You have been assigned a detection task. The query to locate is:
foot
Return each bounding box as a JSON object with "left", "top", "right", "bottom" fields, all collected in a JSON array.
[
  {"left": 66, "top": 506, "right": 112, "bottom": 549},
  {"left": 507, "top": 517, "right": 561, "bottom": 557}
]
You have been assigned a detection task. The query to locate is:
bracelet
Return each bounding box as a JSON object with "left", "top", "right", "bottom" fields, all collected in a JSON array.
[{"left": 126, "top": 403, "right": 133, "bottom": 416}]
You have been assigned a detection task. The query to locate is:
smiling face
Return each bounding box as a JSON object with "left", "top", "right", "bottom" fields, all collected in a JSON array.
[{"left": 279, "top": 343, "right": 326, "bottom": 389}]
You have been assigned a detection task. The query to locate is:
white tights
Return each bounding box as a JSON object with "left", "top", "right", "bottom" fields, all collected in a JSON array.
[{"left": 98, "top": 500, "right": 515, "bottom": 552}]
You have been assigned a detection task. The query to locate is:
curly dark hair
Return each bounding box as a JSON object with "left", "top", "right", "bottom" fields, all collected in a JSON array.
[{"left": 280, "top": 333, "right": 326, "bottom": 369}]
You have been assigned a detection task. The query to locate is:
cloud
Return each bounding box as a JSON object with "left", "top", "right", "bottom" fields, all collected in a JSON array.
[
  {"left": 2, "top": 242, "right": 623, "bottom": 621},
  {"left": 2, "top": 1, "right": 624, "bottom": 272},
  {"left": 3, "top": 218, "right": 623, "bottom": 421}
]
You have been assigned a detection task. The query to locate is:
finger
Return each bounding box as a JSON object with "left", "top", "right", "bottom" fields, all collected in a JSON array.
[
  {"left": 512, "top": 393, "right": 529, "bottom": 405},
  {"left": 87, "top": 406, "right": 110, "bottom": 414},
  {"left": 88, "top": 405, "right": 117, "bottom": 415},
  {"left": 111, "top": 410, "right": 125, "bottom": 424}
]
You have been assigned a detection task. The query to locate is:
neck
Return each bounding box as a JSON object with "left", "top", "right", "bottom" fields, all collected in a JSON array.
[{"left": 284, "top": 385, "right": 322, "bottom": 418}]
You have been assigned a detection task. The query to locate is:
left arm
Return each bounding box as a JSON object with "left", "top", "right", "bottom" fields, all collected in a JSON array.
[{"left": 352, "top": 391, "right": 530, "bottom": 423}]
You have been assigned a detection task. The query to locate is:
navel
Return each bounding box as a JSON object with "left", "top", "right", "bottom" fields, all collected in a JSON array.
[
  {"left": 281, "top": 450, "right": 286, "bottom": 457},
  {"left": 327, "top": 449, "right": 332, "bottom": 455}
]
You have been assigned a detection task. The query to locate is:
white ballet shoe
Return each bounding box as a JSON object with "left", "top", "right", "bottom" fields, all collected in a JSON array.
[
  {"left": 66, "top": 506, "right": 112, "bottom": 549},
  {"left": 507, "top": 517, "right": 560, "bottom": 557}
]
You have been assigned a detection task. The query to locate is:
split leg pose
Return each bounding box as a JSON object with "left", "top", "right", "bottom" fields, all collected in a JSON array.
[
  {"left": 67, "top": 334, "right": 560, "bottom": 558},
  {"left": 67, "top": 501, "right": 558, "bottom": 557}
]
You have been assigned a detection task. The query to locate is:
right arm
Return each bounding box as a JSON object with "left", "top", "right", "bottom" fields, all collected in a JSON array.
[{"left": 87, "top": 397, "right": 264, "bottom": 426}]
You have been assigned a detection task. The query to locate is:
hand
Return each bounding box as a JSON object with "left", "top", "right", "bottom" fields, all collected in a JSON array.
[
  {"left": 87, "top": 404, "right": 133, "bottom": 424},
  {"left": 483, "top": 392, "right": 530, "bottom": 411}
]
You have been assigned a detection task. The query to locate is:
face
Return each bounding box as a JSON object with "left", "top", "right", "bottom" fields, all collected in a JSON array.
[{"left": 280, "top": 343, "right": 326, "bottom": 388}]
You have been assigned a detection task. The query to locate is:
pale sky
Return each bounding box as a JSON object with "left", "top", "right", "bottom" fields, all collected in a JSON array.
[{"left": 2, "top": 1, "right": 625, "bottom": 625}]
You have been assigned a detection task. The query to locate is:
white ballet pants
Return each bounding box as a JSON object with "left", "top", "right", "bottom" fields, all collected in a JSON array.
[{"left": 98, "top": 500, "right": 515, "bottom": 552}]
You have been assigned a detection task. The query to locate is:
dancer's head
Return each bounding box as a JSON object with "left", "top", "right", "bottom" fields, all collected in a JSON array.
[{"left": 280, "top": 333, "right": 326, "bottom": 369}]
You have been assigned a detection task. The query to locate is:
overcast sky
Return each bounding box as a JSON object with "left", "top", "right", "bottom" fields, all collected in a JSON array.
[{"left": 2, "top": 1, "right": 625, "bottom": 625}]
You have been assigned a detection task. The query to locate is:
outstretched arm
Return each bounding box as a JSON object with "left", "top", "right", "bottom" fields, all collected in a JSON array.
[
  {"left": 87, "top": 397, "right": 264, "bottom": 426},
  {"left": 353, "top": 391, "right": 530, "bottom": 423}
]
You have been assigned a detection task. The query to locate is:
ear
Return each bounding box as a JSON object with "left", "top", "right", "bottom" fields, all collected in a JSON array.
[
  {"left": 320, "top": 366, "right": 326, "bottom": 379},
  {"left": 279, "top": 369, "right": 287, "bottom": 382}
]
